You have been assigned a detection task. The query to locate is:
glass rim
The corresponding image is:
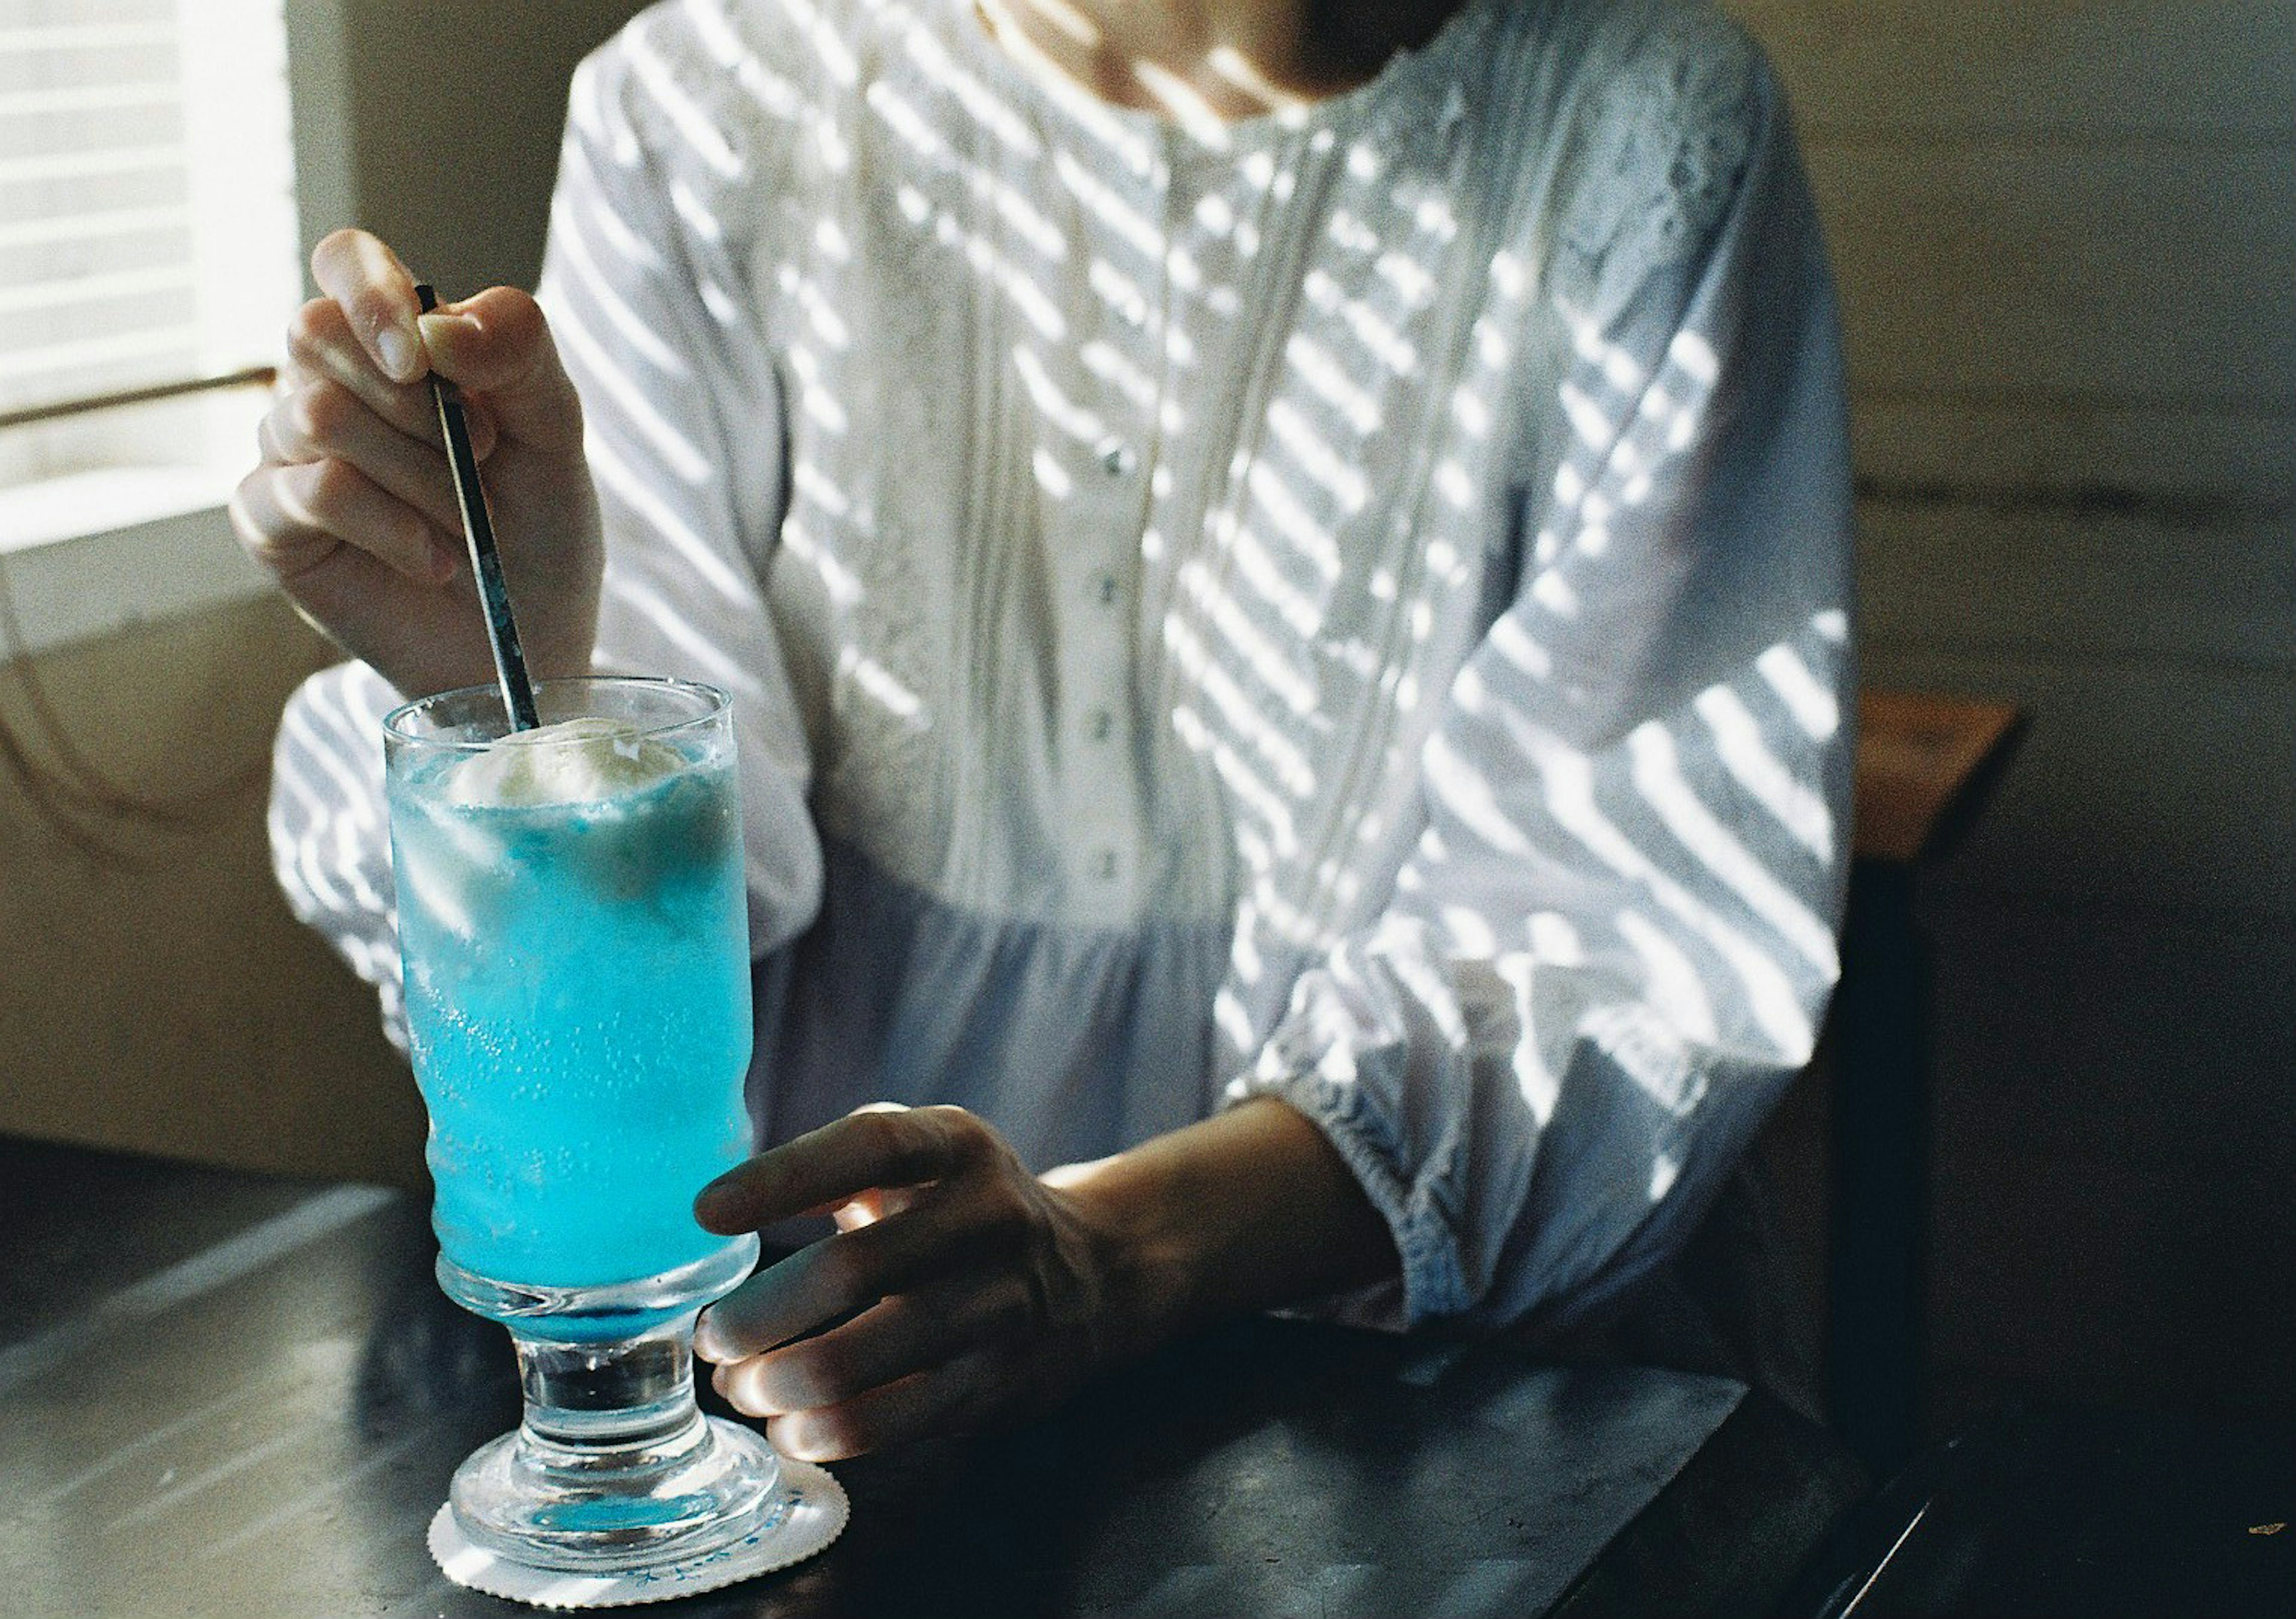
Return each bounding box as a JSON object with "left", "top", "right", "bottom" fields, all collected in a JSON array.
[{"left": 382, "top": 674, "right": 732, "bottom": 753}]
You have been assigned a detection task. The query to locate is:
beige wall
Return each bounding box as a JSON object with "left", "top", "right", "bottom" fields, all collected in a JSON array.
[
  {"left": 0, "top": 592, "right": 423, "bottom": 1184},
  {"left": 287, "top": 0, "right": 655, "bottom": 297},
  {"left": 0, "top": 2, "right": 654, "bottom": 1186},
  {"left": 1728, "top": 1, "right": 2296, "bottom": 1421},
  {"left": 1732, "top": 0, "right": 2295, "bottom": 907}
]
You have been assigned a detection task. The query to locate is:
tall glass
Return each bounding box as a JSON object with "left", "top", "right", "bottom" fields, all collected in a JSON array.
[{"left": 384, "top": 676, "right": 779, "bottom": 1571}]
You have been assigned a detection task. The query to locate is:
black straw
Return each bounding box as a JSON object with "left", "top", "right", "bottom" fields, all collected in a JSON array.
[{"left": 417, "top": 282, "right": 539, "bottom": 732}]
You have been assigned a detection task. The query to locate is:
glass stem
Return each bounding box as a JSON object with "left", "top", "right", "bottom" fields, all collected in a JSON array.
[{"left": 510, "top": 1315, "right": 710, "bottom": 1463}]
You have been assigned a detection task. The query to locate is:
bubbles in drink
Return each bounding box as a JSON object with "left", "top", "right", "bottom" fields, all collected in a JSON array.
[{"left": 388, "top": 711, "right": 754, "bottom": 1290}]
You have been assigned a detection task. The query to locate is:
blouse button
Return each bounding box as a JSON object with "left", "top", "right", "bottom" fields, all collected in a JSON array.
[
  {"left": 1088, "top": 708, "right": 1113, "bottom": 743},
  {"left": 1096, "top": 437, "right": 1138, "bottom": 478}
]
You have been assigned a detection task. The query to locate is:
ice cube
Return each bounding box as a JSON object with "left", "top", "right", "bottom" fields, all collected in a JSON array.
[{"left": 445, "top": 716, "right": 686, "bottom": 808}]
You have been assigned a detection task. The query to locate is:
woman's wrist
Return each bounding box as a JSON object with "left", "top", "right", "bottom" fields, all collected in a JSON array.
[
  {"left": 1044, "top": 1141, "right": 1209, "bottom": 1370},
  {"left": 1046, "top": 1096, "right": 1401, "bottom": 1367}
]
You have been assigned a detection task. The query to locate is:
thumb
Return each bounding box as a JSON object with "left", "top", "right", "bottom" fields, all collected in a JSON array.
[{"left": 417, "top": 286, "right": 585, "bottom": 456}]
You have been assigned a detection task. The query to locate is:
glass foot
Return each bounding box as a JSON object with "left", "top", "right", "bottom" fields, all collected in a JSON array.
[
  {"left": 429, "top": 1458, "right": 850, "bottom": 1603},
  {"left": 451, "top": 1406, "right": 783, "bottom": 1572}
]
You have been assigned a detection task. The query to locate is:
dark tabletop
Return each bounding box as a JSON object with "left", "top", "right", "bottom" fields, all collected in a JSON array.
[
  {"left": 1779, "top": 1404, "right": 2296, "bottom": 1619},
  {"left": 0, "top": 1135, "right": 1862, "bottom": 1618}
]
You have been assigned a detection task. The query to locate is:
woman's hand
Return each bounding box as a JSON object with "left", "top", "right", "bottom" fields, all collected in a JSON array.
[
  {"left": 691, "top": 1105, "right": 1164, "bottom": 1463},
  {"left": 690, "top": 1099, "right": 1400, "bottom": 1462},
  {"left": 230, "top": 229, "right": 603, "bottom": 699}
]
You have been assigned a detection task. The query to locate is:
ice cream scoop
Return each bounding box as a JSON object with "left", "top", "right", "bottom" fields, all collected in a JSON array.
[{"left": 446, "top": 717, "right": 686, "bottom": 808}]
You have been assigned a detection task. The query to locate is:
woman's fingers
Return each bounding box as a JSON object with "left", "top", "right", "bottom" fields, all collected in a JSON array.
[
  {"left": 695, "top": 1107, "right": 985, "bottom": 1235},
  {"left": 292, "top": 263, "right": 573, "bottom": 464},
  {"left": 259, "top": 378, "right": 471, "bottom": 538},
  {"left": 768, "top": 1366, "right": 975, "bottom": 1462},
  {"left": 832, "top": 1184, "right": 920, "bottom": 1232},
  {"left": 416, "top": 286, "right": 587, "bottom": 457},
  {"left": 692, "top": 1106, "right": 1121, "bottom": 1461},
  {"left": 285, "top": 296, "right": 439, "bottom": 442},
  {"left": 296, "top": 233, "right": 585, "bottom": 476},
  {"left": 716, "top": 1269, "right": 1031, "bottom": 1419},
  {"left": 239, "top": 231, "right": 604, "bottom": 698},
  {"left": 284, "top": 295, "right": 501, "bottom": 456},
  {"left": 695, "top": 1172, "right": 1024, "bottom": 1361},
  {"left": 765, "top": 1351, "right": 1009, "bottom": 1463},
  {"left": 233, "top": 457, "right": 455, "bottom": 586},
  {"left": 310, "top": 228, "right": 425, "bottom": 381}
]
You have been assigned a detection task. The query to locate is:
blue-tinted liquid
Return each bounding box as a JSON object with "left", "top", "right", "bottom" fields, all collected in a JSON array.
[{"left": 389, "top": 747, "right": 753, "bottom": 1290}]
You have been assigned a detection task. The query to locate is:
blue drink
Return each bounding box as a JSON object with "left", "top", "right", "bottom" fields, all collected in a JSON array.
[
  {"left": 383, "top": 678, "right": 783, "bottom": 1571},
  {"left": 389, "top": 726, "right": 753, "bottom": 1290}
]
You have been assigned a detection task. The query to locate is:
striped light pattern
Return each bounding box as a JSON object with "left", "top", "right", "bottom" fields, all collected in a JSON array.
[{"left": 270, "top": 0, "right": 1854, "bottom": 1337}]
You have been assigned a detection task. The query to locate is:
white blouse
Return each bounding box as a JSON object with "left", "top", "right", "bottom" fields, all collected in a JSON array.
[{"left": 270, "top": 0, "right": 1855, "bottom": 1336}]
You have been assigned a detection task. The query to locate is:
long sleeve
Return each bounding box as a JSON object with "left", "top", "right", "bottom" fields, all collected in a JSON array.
[
  {"left": 270, "top": 658, "right": 408, "bottom": 1044},
  {"left": 1228, "top": 47, "right": 1855, "bottom": 1334},
  {"left": 548, "top": 25, "right": 822, "bottom": 953},
  {"left": 268, "top": 14, "right": 825, "bottom": 1041}
]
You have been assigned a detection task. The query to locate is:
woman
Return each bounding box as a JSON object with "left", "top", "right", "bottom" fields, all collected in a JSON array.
[{"left": 239, "top": 0, "right": 1853, "bottom": 1462}]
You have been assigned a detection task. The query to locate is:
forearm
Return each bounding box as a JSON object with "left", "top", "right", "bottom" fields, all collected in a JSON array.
[{"left": 1045, "top": 1098, "right": 1400, "bottom": 1358}]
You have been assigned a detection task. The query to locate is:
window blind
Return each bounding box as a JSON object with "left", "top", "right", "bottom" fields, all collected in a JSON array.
[
  {"left": 0, "top": 0, "right": 298, "bottom": 489},
  {"left": 0, "top": 7, "right": 199, "bottom": 414}
]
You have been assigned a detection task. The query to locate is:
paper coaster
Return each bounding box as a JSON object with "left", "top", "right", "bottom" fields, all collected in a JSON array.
[{"left": 426, "top": 1459, "right": 848, "bottom": 1609}]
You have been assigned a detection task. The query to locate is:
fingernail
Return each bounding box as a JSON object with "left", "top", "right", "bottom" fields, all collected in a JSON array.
[
  {"left": 417, "top": 309, "right": 478, "bottom": 347},
  {"left": 377, "top": 325, "right": 419, "bottom": 380},
  {"left": 693, "top": 1174, "right": 746, "bottom": 1225},
  {"left": 698, "top": 1165, "right": 745, "bottom": 1199}
]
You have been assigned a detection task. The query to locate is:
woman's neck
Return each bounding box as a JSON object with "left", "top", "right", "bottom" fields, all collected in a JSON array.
[{"left": 976, "top": 0, "right": 1465, "bottom": 123}]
